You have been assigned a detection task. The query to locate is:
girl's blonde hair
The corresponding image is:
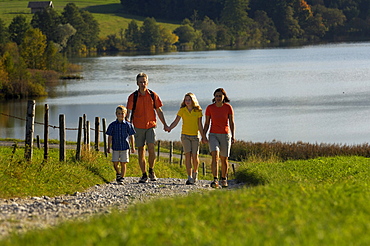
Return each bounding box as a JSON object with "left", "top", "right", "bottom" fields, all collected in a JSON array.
[{"left": 180, "top": 92, "right": 202, "bottom": 111}]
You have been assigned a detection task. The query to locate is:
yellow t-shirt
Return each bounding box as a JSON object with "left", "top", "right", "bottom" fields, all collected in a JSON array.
[{"left": 177, "top": 107, "right": 203, "bottom": 136}]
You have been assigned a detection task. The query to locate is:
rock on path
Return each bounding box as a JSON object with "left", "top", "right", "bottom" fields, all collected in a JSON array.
[{"left": 0, "top": 177, "right": 240, "bottom": 240}]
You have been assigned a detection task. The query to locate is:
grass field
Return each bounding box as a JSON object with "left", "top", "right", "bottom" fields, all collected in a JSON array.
[
  {"left": 1, "top": 143, "right": 370, "bottom": 245},
  {"left": 0, "top": 0, "right": 180, "bottom": 38}
]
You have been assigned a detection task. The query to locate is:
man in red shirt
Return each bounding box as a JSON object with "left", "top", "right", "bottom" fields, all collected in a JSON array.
[{"left": 126, "top": 73, "right": 169, "bottom": 183}]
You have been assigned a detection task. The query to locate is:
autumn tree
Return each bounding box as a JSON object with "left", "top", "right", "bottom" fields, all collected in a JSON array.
[{"left": 20, "top": 28, "right": 47, "bottom": 70}]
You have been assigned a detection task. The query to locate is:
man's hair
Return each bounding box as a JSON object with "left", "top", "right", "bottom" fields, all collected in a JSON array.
[
  {"left": 136, "top": 72, "right": 148, "bottom": 82},
  {"left": 116, "top": 105, "right": 127, "bottom": 113}
]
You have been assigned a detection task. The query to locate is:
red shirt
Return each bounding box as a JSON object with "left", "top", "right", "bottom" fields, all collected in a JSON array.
[
  {"left": 127, "top": 90, "right": 163, "bottom": 129},
  {"left": 205, "top": 103, "right": 233, "bottom": 134}
]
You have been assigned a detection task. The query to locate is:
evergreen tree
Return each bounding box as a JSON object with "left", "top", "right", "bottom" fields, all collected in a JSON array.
[
  {"left": 0, "top": 18, "right": 9, "bottom": 45},
  {"left": 31, "top": 8, "right": 61, "bottom": 43},
  {"left": 139, "top": 17, "right": 161, "bottom": 49},
  {"left": 8, "top": 15, "right": 31, "bottom": 45}
]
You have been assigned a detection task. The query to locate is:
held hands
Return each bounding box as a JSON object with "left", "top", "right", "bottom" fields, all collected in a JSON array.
[
  {"left": 131, "top": 147, "right": 136, "bottom": 153},
  {"left": 201, "top": 137, "right": 208, "bottom": 144},
  {"left": 164, "top": 125, "right": 171, "bottom": 132}
]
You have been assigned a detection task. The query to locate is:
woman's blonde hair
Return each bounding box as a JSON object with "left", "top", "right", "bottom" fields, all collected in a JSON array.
[{"left": 181, "top": 92, "right": 202, "bottom": 111}]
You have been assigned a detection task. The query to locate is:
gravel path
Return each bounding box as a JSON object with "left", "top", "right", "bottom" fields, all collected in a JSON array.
[{"left": 0, "top": 177, "right": 241, "bottom": 240}]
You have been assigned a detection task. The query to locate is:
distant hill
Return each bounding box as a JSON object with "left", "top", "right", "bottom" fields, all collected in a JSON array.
[{"left": 0, "top": 0, "right": 180, "bottom": 38}]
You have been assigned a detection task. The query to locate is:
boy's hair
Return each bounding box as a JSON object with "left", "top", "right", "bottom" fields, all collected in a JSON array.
[
  {"left": 136, "top": 72, "right": 148, "bottom": 81},
  {"left": 181, "top": 92, "right": 202, "bottom": 111},
  {"left": 116, "top": 105, "right": 127, "bottom": 113}
]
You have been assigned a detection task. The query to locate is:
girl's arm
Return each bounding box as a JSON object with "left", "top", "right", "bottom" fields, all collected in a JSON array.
[
  {"left": 198, "top": 116, "right": 208, "bottom": 143},
  {"left": 168, "top": 115, "right": 181, "bottom": 132}
]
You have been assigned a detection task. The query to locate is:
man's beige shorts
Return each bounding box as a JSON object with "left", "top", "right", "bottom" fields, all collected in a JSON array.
[{"left": 134, "top": 127, "right": 156, "bottom": 147}]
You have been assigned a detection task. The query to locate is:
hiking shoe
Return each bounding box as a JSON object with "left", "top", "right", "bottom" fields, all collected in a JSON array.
[
  {"left": 118, "top": 177, "right": 124, "bottom": 185},
  {"left": 116, "top": 173, "right": 121, "bottom": 183},
  {"left": 192, "top": 172, "right": 198, "bottom": 183},
  {"left": 149, "top": 172, "right": 157, "bottom": 181},
  {"left": 139, "top": 175, "right": 148, "bottom": 183},
  {"left": 221, "top": 179, "right": 228, "bottom": 188},
  {"left": 186, "top": 178, "right": 194, "bottom": 185},
  {"left": 211, "top": 180, "right": 220, "bottom": 189}
]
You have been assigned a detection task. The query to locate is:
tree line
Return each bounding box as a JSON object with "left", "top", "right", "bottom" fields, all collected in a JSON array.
[
  {"left": 2, "top": 0, "right": 370, "bottom": 98},
  {"left": 120, "top": 0, "right": 370, "bottom": 47},
  {"left": 0, "top": 3, "right": 97, "bottom": 98}
]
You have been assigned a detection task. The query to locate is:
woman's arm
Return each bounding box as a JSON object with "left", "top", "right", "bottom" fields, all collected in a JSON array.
[
  {"left": 203, "top": 115, "right": 211, "bottom": 136},
  {"left": 228, "top": 113, "right": 235, "bottom": 144},
  {"left": 198, "top": 116, "right": 208, "bottom": 143}
]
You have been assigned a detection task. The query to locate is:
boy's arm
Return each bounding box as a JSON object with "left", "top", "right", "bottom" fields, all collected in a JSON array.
[
  {"left": 107, "top": 135, "right": 112, "bottom": 153},
  {"left": 129, "top": 135, "right": 135, "bottom": 153}
]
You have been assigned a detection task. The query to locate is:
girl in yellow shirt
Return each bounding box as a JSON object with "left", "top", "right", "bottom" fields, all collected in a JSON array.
[{"left": 168, "top": 93, "right": 208, "bottom": 185}]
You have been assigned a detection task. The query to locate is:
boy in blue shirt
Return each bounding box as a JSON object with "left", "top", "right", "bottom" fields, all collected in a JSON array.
[{"left": 106, "top": 105, "right": 136, "bottom": 184}]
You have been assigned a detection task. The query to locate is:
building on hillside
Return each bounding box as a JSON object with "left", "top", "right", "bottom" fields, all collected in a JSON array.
[{"left": 27, "top": 1, "right": 54, "bottom": 14}]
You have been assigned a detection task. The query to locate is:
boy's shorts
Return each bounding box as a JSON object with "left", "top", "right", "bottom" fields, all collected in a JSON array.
[
  {"left": 112, "top": 150, "right": 129, "bottom": 162},
  {"left": 134, "top": 127, "right": 156, "bottom": 147},
  {"left": 181, "top": 134, "right": 200, "bottom": 154},
  {"left": 208, "top": 133, "right": 231, "bottom": 157}
]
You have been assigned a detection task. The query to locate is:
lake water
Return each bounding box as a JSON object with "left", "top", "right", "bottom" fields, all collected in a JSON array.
[{"left": 1, "top": 42, "right": 370, "bottom": 144}]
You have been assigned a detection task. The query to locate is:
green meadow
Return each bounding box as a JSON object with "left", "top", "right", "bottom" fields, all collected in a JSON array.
[
  {"left": 1, "top": 143, "right": 370, "bottom": 245},
  {"left": 0, "top": 0, "right": 180, "bottom": 38}
]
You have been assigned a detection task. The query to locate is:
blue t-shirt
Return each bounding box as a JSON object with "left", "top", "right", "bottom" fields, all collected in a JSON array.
[{"left": 106, "top": 120, "right": 136, "bottom": 151}]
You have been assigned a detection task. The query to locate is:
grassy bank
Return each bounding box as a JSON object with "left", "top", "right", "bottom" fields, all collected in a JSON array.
[
  {"left": 0, "top": 145, "right": 203, "bottom": 199},
  {"left": 0, "top": 0, "right": 180, "bottom": 38},
  {"left": 2, "top": 155, "right": 370, "bottom": 245},
  {"left": 1, "top": 142, "right": 370, "bottom": 245}
]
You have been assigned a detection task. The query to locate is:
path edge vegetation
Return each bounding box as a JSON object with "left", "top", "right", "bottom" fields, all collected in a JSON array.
[{"left": 1, "top": 141, "right": 370, "bottom": 244}]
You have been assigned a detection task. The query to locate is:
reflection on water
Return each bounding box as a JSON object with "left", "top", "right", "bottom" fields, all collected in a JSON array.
[{"left": 1, "top": 42, "right": 370, "bottom": 144}]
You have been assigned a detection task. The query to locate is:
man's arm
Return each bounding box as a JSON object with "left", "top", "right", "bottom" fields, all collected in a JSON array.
[
  {"left": 126, "top": 109, "right": 132, "bottom": 122},
  {"left": 155, "top": 107, "right": 169, "bottom": 131}
]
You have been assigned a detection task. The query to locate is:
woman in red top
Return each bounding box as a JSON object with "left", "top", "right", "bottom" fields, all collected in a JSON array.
[{"left": 204, "top": 88, "right": 235, "bottom": 188}]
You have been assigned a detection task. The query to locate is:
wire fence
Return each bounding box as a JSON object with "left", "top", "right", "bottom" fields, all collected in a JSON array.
[{"left": 0, "top": 112, "right": 103, "bottom": 132}]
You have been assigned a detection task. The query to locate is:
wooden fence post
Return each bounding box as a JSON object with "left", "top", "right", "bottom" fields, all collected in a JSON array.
[
  {"left": 44, "top": 104, "right": 49, "bottom": 160},
  {"left": 83, "top": 114, "right": 87, "bottom": 144},
  {"left": 157, "top": 140, "right": 160, "bottom": 160},
  {"left": 95, "top": 117, "right": 100, "bottom": 151},
  {"left": 76, "top": 117, "right": 83, "bottom": 160},
  {"left": 86, "top": 120, "right": 90, "bottom": 151},
  {"left": 180, "top": 148, "right": 183, "bottom": 167},
  {"left": 169, "top": 141, "right": 173, "bottom": 164},
  {"left": 59, "top": 114, "right": 66, "bottom": 161},
  {"left": 36, "top": 135, "right": 40, "bottom": 149},
  {"left": 24, "top": 100, "right": 35, "bottom": 160},
  {"left": 102, "top": 118, "right": 107, "bottom": 157}
]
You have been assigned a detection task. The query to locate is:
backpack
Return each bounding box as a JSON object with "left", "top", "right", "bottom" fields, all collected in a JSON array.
[{"left": 130, "top": 89, "right": 156, "bottom": 122}]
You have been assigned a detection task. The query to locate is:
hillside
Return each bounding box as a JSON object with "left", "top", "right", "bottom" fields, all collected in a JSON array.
[{"left": 0, "top": 0, "right": 180, "bottom": 38}]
